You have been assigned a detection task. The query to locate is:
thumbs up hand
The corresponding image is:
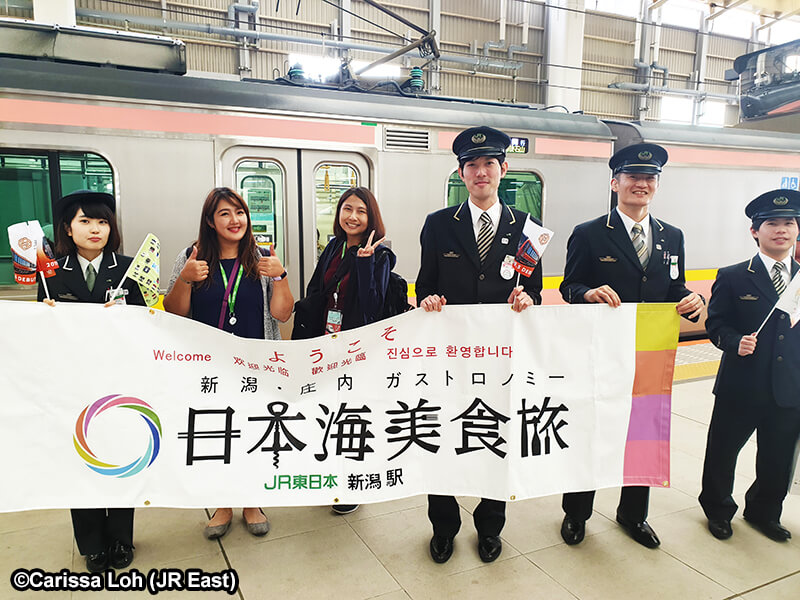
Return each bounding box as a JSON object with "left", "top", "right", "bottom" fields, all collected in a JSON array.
[{"left": 181, "top": 245, "right": 209, "bottom": 283}]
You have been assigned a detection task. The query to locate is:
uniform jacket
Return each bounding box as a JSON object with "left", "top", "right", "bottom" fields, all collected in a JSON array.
[
  {"left": 416, "top": 201, "right": 543, "bottom": 305},
  {"left": 37, "top": 251, "right": 146, "bottom": 306},
  {"left": 560, "top": 210, "right": 694, "bottom": 310},
  {"left": 305, "top": 238, "right": 395, "bottom": 330},
  {"left": 707, "top": 255, "right": 800, "bottom": 408}
]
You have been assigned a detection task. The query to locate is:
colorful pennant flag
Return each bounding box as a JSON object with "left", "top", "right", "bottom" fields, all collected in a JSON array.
[
  {"left": 512, "top": 216, "right": 554, "bottom": 277},
  {"left": 7, "top": 220, "right": 58, "bottom": 285}
]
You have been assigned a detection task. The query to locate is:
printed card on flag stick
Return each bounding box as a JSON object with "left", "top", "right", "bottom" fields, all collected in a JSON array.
[
  {"left": 111, "top": 234, "right": 160, "bottom": 306},
  {"left": 512, "top": 216, "right": 554, "bottom": 285},
  {"left": 7, "top": 220, "right": 58, "bottom": 299}
]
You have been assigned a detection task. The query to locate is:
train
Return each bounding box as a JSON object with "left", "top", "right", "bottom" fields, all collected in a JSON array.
[{"left": 3, "top": 54, "right": 800, "bottom": 337}]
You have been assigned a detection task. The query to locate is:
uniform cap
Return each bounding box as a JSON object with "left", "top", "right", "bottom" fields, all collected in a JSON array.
[
  {"left": 452, "top": 126, "right": 511, "bottom": 162},
  {"left": 745, "top": 189, "right": 800, "bottom": 221},
  {"left": 609, "top": 143, "right": 668, "bottom": 175},
  {"left": 54, "top": 189, "right": 115, "bottom": 221}
]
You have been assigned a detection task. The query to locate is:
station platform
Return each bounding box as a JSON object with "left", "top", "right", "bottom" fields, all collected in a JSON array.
[{"left": 1, "top": 342, "right": 798, "bottom": 600}]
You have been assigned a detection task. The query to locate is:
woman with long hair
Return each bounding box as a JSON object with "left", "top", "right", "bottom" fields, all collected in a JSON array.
[
  {"left": 163, "top": 186, "right": 293, "bottom": 539},
  {"left": 299, "top": 186, "right": 396, "bottom": 514},
  {"left": 38, "top": 189, "right": 145, "bottom": 572}
]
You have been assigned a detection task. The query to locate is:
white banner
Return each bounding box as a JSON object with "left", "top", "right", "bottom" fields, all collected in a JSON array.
[{"left": 0, "top": 300, "right": 676, "bottom": 511}]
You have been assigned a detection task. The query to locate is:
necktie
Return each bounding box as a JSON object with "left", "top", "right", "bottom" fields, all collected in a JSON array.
[
  {"left": 476, "top": 212, "right": 494, "bottom": 265},
  {"left": 631, "top": 223, "right": 648, "bottom": 269},
  {"left": 86, "top": 263, "right": 96, "bottom": 292},
  {"left": 772, "top": 262, "right": 787, "bottom": 296}
]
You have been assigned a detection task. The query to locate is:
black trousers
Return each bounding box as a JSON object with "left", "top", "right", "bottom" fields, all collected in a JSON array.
[
  {"left": 71, "top": 508, "right": 135, "bottom": 556},
  {"left": 562, "top": 486, "right": 650, "bottom": 523},
  {"left": 699, "top": 394, "right": 800, "bottom": 523},
  {"left": 427, "top": 495, "right": 505, "bottom": 538}
]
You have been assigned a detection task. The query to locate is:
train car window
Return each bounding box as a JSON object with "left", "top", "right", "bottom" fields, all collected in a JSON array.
[
  {"left": 446, "top": 171, "right": 542, "bottom": 220},
  {"left": 0, "top": 150, "right": 113, "bottom": 287},
  {"left": 235, "top": 160, "right": 286, "bottom": 264},
  {"left": 314, "top": 164, "right": 358, "bottom": 258}
]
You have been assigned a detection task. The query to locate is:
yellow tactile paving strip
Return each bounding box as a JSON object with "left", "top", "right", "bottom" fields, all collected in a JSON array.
[{"left": 674, "top": 340, "right": 721, "bottom": 382}]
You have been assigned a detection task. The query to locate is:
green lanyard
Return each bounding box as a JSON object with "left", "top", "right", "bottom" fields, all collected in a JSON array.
[{"left": 219, "top": 260, "right": 244, "bottom": 317}]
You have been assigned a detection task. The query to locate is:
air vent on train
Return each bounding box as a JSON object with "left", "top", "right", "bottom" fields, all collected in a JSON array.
[{"left": 384, "top": 128, "right": 430, "bottom": 151}]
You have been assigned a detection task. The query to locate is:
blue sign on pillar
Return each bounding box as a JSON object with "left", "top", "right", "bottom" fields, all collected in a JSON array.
[{"left": 781, "top": 176, "right": 799, "bottom": 190}]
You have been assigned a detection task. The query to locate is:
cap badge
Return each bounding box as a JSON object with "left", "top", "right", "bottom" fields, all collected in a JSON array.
[
  {"left": 471, "top": 133, "right": 486, "bottom": 144},
  {"left": 774, "top": 196, "right": 789, "bottom": 206},
  {"left": 637, "top": 150, "right": 652, "bottom": 161}
]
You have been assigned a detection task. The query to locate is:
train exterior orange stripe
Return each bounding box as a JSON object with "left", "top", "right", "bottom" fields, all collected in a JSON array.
[
  {"left": 0, "top": 98, "right": 377, "bottom": 145},
  {"left": 533, "top": 137, "right": 613, "bottom": 158},
  {"left": 665, "top": 145, "right": 800, "bottom": 169}
]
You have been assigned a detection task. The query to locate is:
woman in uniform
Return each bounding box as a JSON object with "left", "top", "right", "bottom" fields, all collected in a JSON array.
[{"left": 38, "top": 189, "right": 144, "bottom": 573}]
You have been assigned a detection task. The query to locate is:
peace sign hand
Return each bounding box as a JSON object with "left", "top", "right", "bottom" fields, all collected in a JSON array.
[{"left": 357, "top": 230, "right": 386, "bottom": 258}]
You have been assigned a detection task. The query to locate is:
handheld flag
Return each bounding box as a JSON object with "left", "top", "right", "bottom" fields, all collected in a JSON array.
[
  {"left": 7, "top": 220, "right": 58, "bottom": 291},
  {"left": 774, "top": 270, "right": 800, "bottom": 327},
  {"left": 112, "top": 234, "right": 160, "bottom": 306},
  {"left": 513, "top": 217, "right": 554, "bottom": 278}
]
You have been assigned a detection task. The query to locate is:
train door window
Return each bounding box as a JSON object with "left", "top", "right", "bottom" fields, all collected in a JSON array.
[
  {"left": 235, "top": 160, "right": 286, "bottom": 263},
  {"left": 314, "top": 164, "right": 358, "bottom": 258},
  {"left": 0, "top": 150, "right": 114, "bottom": 287},
  {"left": 446, "top": 170, "right": 542, "bottom": 220}
]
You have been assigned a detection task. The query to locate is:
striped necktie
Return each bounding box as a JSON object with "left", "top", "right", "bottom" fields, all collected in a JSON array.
[
  {"left": 477, "top": 212, "right": 494, "bottom": 265},
  {"left": 772, "top": 262, "right": 787, "bottom": 296},
  {"left": 631, "top": 223, "right": 648, "bottom": 269},
  {"left": 85, "top": 263, "right": 97, "bottom": 292}
]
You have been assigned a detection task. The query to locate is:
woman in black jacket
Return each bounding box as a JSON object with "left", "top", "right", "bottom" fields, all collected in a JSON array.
[{"left": 38, "top": 189, "right": 144, "bottom": 573}]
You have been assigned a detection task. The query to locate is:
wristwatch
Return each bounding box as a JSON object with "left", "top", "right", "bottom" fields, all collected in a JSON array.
[{"left": 272, "top": 270, "right": 288, "bottom": 281}]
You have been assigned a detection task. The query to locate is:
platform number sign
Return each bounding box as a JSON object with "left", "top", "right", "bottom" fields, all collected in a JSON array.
[{"left": 781, "top": 176, "right": 799, "bottom": 190}]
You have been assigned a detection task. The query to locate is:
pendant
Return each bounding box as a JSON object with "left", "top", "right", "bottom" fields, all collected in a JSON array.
[{"left": 229, "top": 315, "right": 237, "bottom": 325}]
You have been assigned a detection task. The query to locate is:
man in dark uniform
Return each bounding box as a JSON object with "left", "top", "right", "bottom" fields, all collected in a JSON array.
[
  {"left": 559, "top": 143, "right": 704, "bottom": 548},
  {"left": 699, "top": 189, "right": 800, "bottom": 542},
  {"left": 416, "top": 126, "right": 542, "bottom": 563}
]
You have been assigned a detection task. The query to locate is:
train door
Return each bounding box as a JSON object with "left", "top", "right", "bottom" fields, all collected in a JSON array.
[{"left": 219, "top": 146, "right": 370, "bottom": 306}]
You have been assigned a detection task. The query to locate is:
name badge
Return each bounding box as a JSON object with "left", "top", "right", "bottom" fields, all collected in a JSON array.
[
  {"left": 669, "top": 255, "right": 679, "bottom": 280},
  {"left": 105, "top": 288, "right": 129, "bottom": 304},
  {"left": 500, "top": 255, "right": 515, "bottom": 280},
  {"left": 325, "top": 309, "right": 342, "bottom": 334}
]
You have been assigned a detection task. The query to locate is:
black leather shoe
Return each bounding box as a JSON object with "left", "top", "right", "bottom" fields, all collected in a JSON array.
[
  {"left": 108, "top": 540, "right": 135, "bottom": 569},
  {"left": 560, "top": 515, "right": 586, "bottom": 545},
  {"left": 708, "top": 519, "right": 732, "bottom": 540},
  {"left": 478, "top": 535, "right": 502, "bottom": 562},
  {"left": 429, "top": 535, "right": 454, "bottom": 563},
  {"left": 85, "top": 551, "right": 107, "bottom": 573},
  {"left": 616, "top": 515, "right": 660, "bottom": 548},
  {"left": 744, "top": 517, "right": 791, "bottom": 542}
]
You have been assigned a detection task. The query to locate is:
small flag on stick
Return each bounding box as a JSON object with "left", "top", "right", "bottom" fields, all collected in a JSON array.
[
  {"left": 774, "top": 270, "right": 800, "bottom": 327},
  {"left": 111, "top": 234, "right": 160, "bottom": 306},
  {"left": 512, "top": 217, "right": 554, "bottom": 278},
  {"left": 7, "top": 220, "right": 58, "bottom": 298}
]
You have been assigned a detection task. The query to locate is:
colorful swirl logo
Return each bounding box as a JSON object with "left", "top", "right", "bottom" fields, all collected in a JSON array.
[{"left": 73, "top": 395, "right": 162, "bottom": 478}]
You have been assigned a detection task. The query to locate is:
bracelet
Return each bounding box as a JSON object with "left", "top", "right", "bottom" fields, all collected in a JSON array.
[
  {"left": 272, "top": 270, "right": 288, "bottom": 282},
  {"left": 179, "top": 275, "right": 191, "bottom": 285}
]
